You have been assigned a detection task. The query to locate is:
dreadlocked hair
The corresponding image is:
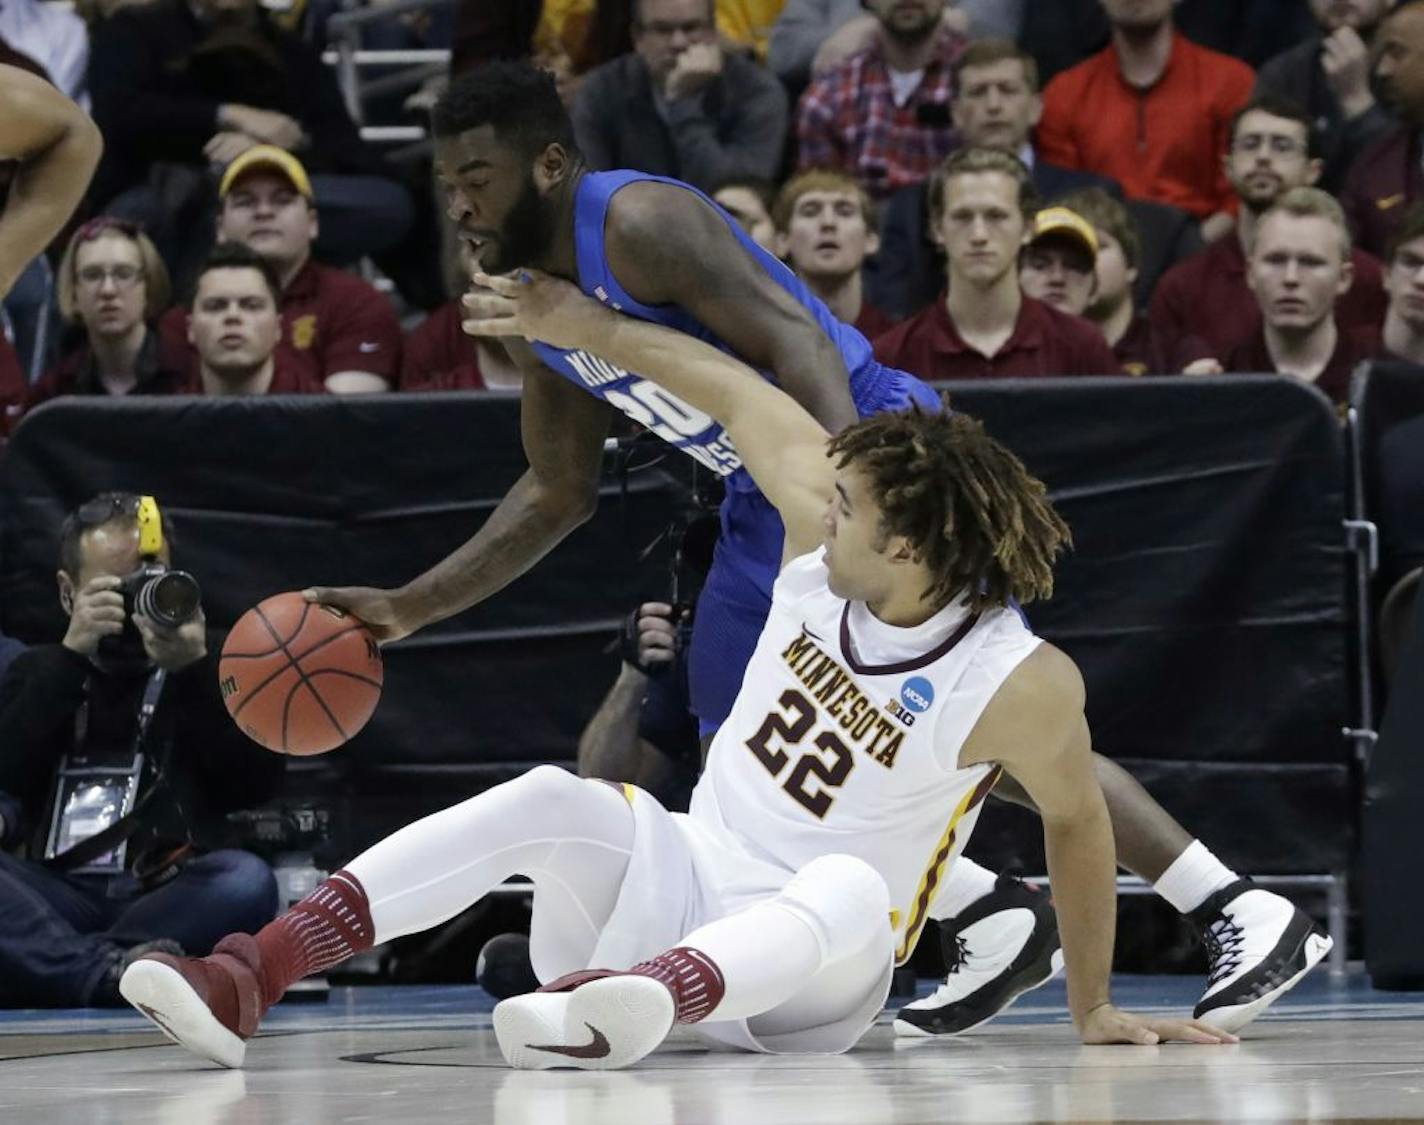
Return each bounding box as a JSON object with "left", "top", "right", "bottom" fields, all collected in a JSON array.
[{"left": 827, "top": 406, "right": 1071, "bottom": 613}]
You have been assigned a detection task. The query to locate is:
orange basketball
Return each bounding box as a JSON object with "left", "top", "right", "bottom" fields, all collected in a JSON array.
[{"left": 218, "top": 592, "right": 383, "bottom": 756}]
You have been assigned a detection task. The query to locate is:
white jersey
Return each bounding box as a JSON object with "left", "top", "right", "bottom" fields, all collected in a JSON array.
[{"left": 689, "top": 549, "right": 1042, "bottom": 964}]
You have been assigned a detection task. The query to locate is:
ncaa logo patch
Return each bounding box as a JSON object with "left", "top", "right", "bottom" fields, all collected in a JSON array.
[{"left": 900, "top": 676, "right": 934, "bottom": 714}]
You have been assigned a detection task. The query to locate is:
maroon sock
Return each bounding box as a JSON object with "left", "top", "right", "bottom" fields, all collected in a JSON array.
[
  {"left": 628, "top": 946, "right": 726, "bottom": 1024},
  {"left": 251, "top": 869, "right": 374, "bottom": 1008}
]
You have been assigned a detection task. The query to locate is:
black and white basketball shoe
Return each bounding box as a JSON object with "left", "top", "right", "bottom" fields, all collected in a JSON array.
[
  {"left": 894, "top": 874, "right": 1064, "bottom": 1036},
  {"left": 1190, "top": 878, "right": 1333, "bottom": 1032}
]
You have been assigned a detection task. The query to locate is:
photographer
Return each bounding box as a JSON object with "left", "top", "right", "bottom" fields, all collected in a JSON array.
[
  {"left": 0, "top": 493, "right": 283, "bottom": 1008},
  {"left": 577, "top": 600, "right": 701, "bottom": 813}
]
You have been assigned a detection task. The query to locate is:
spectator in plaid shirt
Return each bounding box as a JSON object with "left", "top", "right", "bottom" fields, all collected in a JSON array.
[{"left": 795, "top": 0, "right": 967, "bottom": 201}]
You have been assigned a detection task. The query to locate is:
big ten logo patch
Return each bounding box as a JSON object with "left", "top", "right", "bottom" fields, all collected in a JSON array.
[{"left": 290, "top": 314, "right": 317, "bottom": 351}]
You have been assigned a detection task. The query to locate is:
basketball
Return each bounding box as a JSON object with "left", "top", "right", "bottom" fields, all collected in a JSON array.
[{"left": 218, "top": 591, "right": 383, "bottom": 755}]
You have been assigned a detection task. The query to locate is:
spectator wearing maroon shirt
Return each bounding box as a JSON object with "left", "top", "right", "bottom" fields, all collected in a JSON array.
[
  {"left": 771, "top": 170, "right": 896, "bottom": 340},
  {"left": 185, "top": 243, "right": 321, "bottom": 396},
  {"left": 1017, "top": 205, "right": 1099, "bottom": 318},
  {"left": 158, "top": 147, "right": 401, "bottom": 394},
  {"left": 1151, "top": 96, "right": 1388, "bottom": 364},
  {"left": 1341, "top": 1, "right": 1424, "bottom": 259},
  {"left": 873, "top": 148, "right": 1121, "bottom": 379},
  {"left": 28, "top": 219, "right": 185, "bottom": 411},
  {"left": 1035, "top": 0, "right": 1254, "bottom": 241},
  {"left": 1058, "top": 186, "right": 1206, "bottom": 376},
  {"left": 1382, "top": 205, "right": 1424, "bottom": 366},
  {"left": 400, "top": 302, "right": 524, "bottom": 392},
  {"left": 1220, "top": 187, "right": 1377, "bottom": 404},
  {"left": 795, "top": 0, "right": 967, "bottom": 201}
]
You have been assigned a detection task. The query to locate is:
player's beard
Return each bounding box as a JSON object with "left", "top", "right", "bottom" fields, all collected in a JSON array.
[{"left": 485, "top": 174, "right": 554, "bottom": 275}]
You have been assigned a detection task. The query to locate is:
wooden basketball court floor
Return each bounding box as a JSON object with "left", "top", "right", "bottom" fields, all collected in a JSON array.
[{"left": 3, "top": 970, "right": 1422, "bottom": 1124}]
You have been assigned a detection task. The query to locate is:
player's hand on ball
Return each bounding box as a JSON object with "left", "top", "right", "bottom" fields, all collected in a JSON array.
[
  {"left": 302, "top": 585, "right": 415, "bottom": 645},
  {"left": 463, "top": 270, "right": 609, "bottom": 352},
  {"left": 1078, "top": 1003, "right": 1237, "bottom": 1046}
]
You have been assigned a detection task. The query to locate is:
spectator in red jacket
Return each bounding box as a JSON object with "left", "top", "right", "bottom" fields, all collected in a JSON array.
[
  {"left": 873, "top": 148, "right": 1121, "bottom": 379},
  {"left": 1340, "top": 0, "right": 1424, "bottom": 259},
  {"left": 1035, "top": 0, "right": 1254, "bottom": 239},
  {"left": 185, "top": 242, "right": 322, "bottom": 396},
  {"left": 1221, "top": 187, "right": 1378, "bottom": 403},
  {"left": 795, "top": 0, "right": 967, "bottom": 200},
  {"left": 1150, "top": 96, "right": 1387, "bottom": 363},
  {"left": 771, "top": 170, "right": 896, "bottom": 339},
  {"left": 159, "top": 147, "right": 402, "bottom": 394},
  {"left": 1382, "top": 205, "right": 1424, "bottom": 366},
  {"left": 28, "top": 218, "right": 185, "bottom": 410}
]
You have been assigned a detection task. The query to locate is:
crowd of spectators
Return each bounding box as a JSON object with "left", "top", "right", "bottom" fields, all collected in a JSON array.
[{"left": 4, "top": 0, "right": 1424, "bottom": 423}]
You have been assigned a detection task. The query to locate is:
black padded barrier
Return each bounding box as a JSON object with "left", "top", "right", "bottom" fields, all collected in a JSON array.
[{"left": 0, "top": 378, "right": 1349, "bottom": 869}]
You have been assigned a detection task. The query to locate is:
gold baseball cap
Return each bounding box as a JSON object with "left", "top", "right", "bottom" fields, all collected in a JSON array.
[
  {"left": 1027, "top": 206, "right": 1099, "bottom": 256},
  {"left": 218, "top": 145, "right": 314, "bottom": 200}
]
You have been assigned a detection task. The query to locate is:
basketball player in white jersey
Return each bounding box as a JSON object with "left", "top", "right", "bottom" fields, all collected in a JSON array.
[
  {"left": 117, "top": 271, "right": 1232, "bottom": 1068},
  {"left": 0, "top": 64, "right": 102, "bottom": 299}
]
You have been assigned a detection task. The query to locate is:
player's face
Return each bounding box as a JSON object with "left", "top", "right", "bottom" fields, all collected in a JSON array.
[
  {"left": 1386, "top": 234, "right": 1424, "bottom": 331},
  {"left": 188, "top": 267, "right": 282, "bottom": 372},
  {"left": 1086, "top": 227, "right": 1137, "bottom": 318},
  {"left": 822, "top": 467, "right": 898, "bottom": 604},
  {"left": 936, "top": 172, "right": 1027, "bottom": 289},
  {"left": 1310, "top": 0, "right": 1388, "bottom": 32},
  {"left": 951, "top": 59, "right": 1042, "bottom": 153},
  {"left": 1247, "top": 213, "right": 1353, "bottom": 333},
  {"left": 781, "top": 190, "right": 878, "bottom": 280},
  {"left": 1226, "top": 110, "right": 1318, "bottom": 213},
  {"left": 219, "top": 173, "right": 316, "bottom": 271},
  {"left": 713, "top": 186, "right": 777, "bottom": 253},
  {"left": 1375, "top": 6, "right": 1424, "bottom": 123},
  {"left": 436, "top": 126, "right": 556, "bottom": 276},
  {"left": 1018, "top": 238, "right": 1097, "bottom": 315},
  {"left": 1100, "top": 0, "right": 1175, "bottom": 32},
  {"left": 73, "top": 233, "right": 147, "bottom": 340}
]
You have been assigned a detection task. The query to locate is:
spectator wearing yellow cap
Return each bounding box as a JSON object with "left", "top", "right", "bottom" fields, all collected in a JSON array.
[
  {"left": 1018, "top": 205, "right": 1099, "bottom": 318},
  {"left": 157, "top": 147, "right": 401, "bottom": 394}
]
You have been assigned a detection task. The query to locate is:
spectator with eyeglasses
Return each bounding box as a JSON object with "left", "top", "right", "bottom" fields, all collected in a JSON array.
[
  {"left": 26, "top": 219, "right": 186, "bottom": 413},
  {"left": 570, "top": 0, "right": 789, "bottom": 191},
  {"left": 1150, "top": 96, "right": 1387, "bottom": 365}
]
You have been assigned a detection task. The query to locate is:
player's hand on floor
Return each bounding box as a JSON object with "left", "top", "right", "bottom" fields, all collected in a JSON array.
[
  {"left": 463, "top": 270, "right": 610, "bottom": 351},
  {"left": 1078, "top": 1003, "right": 1238, "bottom": 1046},
  {"left": 302, "top": 585, "right": 414, "bottom": 645}
]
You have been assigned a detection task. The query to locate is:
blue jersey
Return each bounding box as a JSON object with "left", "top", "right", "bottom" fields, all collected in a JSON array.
[{"left": 530, "top": 170, "right": 889, "bottom": 495}]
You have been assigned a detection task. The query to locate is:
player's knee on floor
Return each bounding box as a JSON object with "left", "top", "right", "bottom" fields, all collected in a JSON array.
[{"left": 778, "top": 855, "right": 891, "bottom": 966}]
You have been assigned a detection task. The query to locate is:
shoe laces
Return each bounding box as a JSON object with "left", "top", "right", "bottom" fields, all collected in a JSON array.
[
  {"left": 1202, "top": 914, "right": 1245, "bottom": 987},
  {"left": 944, "top": 932, "right": 969, "bottom": 975}
]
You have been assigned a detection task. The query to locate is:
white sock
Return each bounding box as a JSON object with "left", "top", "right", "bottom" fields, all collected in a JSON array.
[
  {"left": 927, "top": 856, "right": 999, "bottom": 922},
  {"left": 1153, "top": 840, "right": 1239, "bottom": 915}
]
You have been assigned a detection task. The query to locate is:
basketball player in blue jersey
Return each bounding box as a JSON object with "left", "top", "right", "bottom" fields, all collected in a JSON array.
[
  {"left": 118, "top": 263, "right": 1236, "bottom": 1070},
  {"left": 310, "top": 61, "right": 1331, "bottom": 1037}
]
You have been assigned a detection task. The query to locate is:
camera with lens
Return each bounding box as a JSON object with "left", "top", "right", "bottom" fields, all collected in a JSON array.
[{"left": 99, "top": 563, "right": 202, "bottom": 660}]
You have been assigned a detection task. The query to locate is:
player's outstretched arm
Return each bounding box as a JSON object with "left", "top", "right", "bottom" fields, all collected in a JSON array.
[
  {"left": 306, "top": 358, "right": 612, "bottom": 641},
  {"left": 465, "top": 270, "right": 835, "bottom": 559},
  {"left": 0, "top": 64, "right": 102, "bottom": 298},
  {"left": 961, "top": 644, "right": 1237, "bottom": 1046}
]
